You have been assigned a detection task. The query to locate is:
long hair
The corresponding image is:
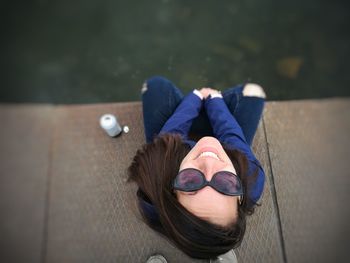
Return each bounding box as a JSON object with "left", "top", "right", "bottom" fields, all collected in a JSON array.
[{"left": 127, "top": 134, "right": 258, "bottom": 259}]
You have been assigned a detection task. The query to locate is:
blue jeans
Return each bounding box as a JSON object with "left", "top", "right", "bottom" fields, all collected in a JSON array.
[{"left": 142, "top": 76, "right": 265, "bottom": 146}]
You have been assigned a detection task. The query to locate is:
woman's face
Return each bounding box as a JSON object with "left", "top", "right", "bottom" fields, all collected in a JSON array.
[{"left": 175, "top": 136, "right": 239, "bottom": 227}]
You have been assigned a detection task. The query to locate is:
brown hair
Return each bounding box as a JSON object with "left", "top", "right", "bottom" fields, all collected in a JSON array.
[{"left": 127, "top": 134, "right": 258, "bottom": 259}]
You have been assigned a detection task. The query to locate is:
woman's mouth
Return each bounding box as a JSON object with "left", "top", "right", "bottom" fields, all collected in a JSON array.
[{"left": 197, "top": 151, "right": 220, "bottom": 160}]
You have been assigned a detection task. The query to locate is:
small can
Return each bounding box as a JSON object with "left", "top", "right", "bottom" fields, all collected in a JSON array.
[{"left": 99, "top": 114, "right": 122, "bottom": 137}]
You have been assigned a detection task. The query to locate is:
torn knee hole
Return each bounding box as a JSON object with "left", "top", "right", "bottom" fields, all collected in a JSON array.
[
  {"left": 243, "top": 83, "right": 266, "bottom": 99},
  {"left": 141, "top": 82, "right": 148, "bottom": 94}
]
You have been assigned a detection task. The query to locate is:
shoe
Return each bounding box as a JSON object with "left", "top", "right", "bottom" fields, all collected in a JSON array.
[
  {"left": 146, "top": 254, "right": 168, "bottom": 263},
  {"left": 210, "top": 249, "right": 238, "bottom": 263}
]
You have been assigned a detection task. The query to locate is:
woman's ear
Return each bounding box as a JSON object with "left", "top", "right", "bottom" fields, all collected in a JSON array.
[{"left": 172, "top": 189, "right": 179, "bottom": 198}]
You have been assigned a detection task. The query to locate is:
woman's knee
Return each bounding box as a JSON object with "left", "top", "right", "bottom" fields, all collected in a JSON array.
[
  {"left": 242, "top": 83, "right": 267, "bottom": 99},
  {"left": 141, "top": 76, "right": 173, "bottom": 94}
]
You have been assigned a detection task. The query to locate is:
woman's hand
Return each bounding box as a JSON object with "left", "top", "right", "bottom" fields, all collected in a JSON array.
[{"left": 199, "top": 87, "right": 221, "bottom": 99}]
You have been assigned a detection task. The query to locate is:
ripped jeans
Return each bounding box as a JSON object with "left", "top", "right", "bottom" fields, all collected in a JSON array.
[{"left": 141, "top": 76, "right": 266, "bottom": 146}]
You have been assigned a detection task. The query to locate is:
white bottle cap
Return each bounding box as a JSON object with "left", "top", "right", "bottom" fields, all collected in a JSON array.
[
  {"left": 123, "top": 126, "right": 129, "bottom": 133},
  {"left": 99, "top": 114, "right": 122, "bottom": 137}
]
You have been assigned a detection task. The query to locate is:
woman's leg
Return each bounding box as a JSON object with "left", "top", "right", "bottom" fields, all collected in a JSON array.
[
  {"left": 222, "top": 83, "right": 266, "bottom": 146},
  {"left": 189, "top": 83, "right": 266, "bottom": 142},
  {"left": 142, "top": 76, "right": 184, "bottom": 143}
]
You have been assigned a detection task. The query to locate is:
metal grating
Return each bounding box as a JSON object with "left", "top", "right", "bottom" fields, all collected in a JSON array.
[
  {"left": 45, "top": 102, "right": 284, "bottom": 263},
  {"left": 263, "top": 99, "right": 350, "bottom": 263},
  {"left": 0, "top": 104, "right": 53, "bottom": 263},
  {"left": 235, "top": 115, "right": 284, "bottom": 263},
  {"left": 6, "top": 99, "right": 345, "bottom": 262},
  {"left": 45, "top": 102, "right": 206, "bottom": 263}
]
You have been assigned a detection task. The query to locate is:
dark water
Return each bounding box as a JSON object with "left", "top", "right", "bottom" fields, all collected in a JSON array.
[{"left": 1, "top": 0, "right": 350, "bottom": 104}]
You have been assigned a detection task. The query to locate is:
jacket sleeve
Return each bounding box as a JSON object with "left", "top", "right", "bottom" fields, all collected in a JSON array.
[
  {"left": 160, "top": 92, "right": 202, "bottom": 139},
  {"left": 204, "top": 97, "right": 265, "bottom": 204}
]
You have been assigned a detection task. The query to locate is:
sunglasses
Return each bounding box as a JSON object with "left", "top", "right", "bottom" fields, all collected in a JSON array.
[{"left": 173, "top": 168, "right": 243, "bottom": 204}]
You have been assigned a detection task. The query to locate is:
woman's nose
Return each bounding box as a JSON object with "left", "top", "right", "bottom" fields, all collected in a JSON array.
[{"left": 196, "top": 157, "right": 224, "bottom": 180}]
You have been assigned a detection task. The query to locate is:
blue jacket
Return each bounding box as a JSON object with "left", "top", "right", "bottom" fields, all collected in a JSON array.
[
  {"left": 160, "top": 92, "right": 265, "bottom": 202},
  {"left": 138, "top": 92, "right": 265, "bottom": 220}
]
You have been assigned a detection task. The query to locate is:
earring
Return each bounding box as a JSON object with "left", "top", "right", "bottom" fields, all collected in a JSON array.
[{"left": 238, "top": 195, "right": 243, "bottom": 205}]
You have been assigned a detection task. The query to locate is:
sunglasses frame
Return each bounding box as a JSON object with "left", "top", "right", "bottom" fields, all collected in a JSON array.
[{"left": 173, "top": 168, "right": 244, "bottom": 204}]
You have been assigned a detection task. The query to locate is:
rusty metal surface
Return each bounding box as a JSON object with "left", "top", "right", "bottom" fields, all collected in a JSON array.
[
  {"left": 264, "top": 98, "right": 350, "bottom": 263},
  {"left": 45, "top": 102, "right": 207, "bottom": 263},
  {"left": 3, "top": 99, "right": 348, "bottom": 262},
  {"left": 0, "top": 104, "right": 53, "bottom": 263},
  {"left": 44, "top": 101, "right": 284, "bottom": 263},
  {"left": 235, "top": 118, "right": 284, "bottom": 263}
]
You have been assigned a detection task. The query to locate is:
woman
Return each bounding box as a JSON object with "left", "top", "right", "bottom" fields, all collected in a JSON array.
[{"left": 128, "top": 76, "right": 266, "bottom": 259}]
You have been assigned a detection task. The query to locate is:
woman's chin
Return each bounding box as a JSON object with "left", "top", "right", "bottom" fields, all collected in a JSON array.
[{"left": 197, "top": 136, "right": 221, "bottom": 147}]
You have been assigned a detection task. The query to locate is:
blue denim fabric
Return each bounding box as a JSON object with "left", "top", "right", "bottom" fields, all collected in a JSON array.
[{"left": 142, "top": 76, "right": 265, "bottom": 146}]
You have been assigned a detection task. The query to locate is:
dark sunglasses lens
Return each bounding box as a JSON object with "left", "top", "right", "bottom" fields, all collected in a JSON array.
[
  {"left": 212, "top": 172, "right": 242, "bottom": 194},
  {"left": 175, "top": 169, "right": 204, "bottom": 190}
]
